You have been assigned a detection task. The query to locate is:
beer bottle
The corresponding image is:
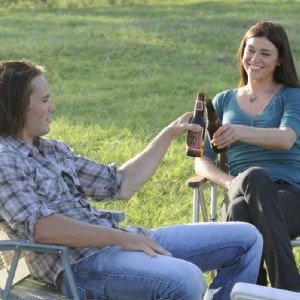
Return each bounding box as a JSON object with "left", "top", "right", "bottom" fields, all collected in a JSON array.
[
  {"left": 205, "top": 98, "right": 227, "bottom": 153},
  {"left": 186, "top": 92, "right": 206, "bottom": 157}
]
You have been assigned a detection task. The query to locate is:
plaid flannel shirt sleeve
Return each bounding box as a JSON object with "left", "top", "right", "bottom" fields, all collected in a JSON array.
[
  {"left": 52, "top": 140, "right": 123, "bottom": 201},
  {"left": 0, "top": 151, "right": 55, "bottom": 241},
  {"left": 74, "top": 155, "right": 123, "bottom": 201}
]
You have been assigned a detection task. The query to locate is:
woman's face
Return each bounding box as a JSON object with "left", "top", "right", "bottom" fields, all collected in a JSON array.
[{"left": 242, "top": 36, "right": 280, "bottom": 83}]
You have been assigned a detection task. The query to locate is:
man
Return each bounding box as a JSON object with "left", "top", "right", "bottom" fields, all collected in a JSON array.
[{"left": 0, "top": 59, "right": 262, "bottom": 300}]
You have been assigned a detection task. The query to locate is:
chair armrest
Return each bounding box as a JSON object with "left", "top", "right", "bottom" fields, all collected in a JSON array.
[
  {"left": 0, "top": 240, "right": 80, "bottom": 300},
  {"left": 0, "top": 239, "right": 72, "bottom": 252},
  {"left": 186, "top": 175, "right": 207, "bottom": 188}
]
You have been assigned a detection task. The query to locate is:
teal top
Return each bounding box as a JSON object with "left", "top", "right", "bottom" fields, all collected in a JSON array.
[{"left": 203, "top": 86, "right": 300, "bottom": 188}]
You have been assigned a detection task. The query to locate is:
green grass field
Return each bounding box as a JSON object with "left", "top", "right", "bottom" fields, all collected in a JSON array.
[{"left": 1, "top": 0, "right": 300, "bottom": 276}]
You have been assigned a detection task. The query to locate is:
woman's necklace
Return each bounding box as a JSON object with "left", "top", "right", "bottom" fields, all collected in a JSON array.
[
  {"left": 249, "top": 95, "right": 257, "bottom": 103},
  {"left": 247, "top": 83, "right": 280, "bottom": 104},
  {"left": 246, "top": 87, "right": 257, "bottom": 103}
]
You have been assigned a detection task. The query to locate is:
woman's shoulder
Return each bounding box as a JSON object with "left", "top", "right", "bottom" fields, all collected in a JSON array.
[
  {"left": 213, "top": 88, "right": 236, "bottom": 107},
  {"left": 213, "top": 89, "right": 236, "bottom": 118},
  {"left": 215, "top": 88, "right": 236, "bottom": 98},
  {"left": 277, "top": 86, "right": 300, "bottom": 104},
  {"left": 280, "top": 86, "right": 300, "bottom": 96}
]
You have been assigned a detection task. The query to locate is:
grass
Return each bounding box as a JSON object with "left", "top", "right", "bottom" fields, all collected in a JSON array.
[{"left": 1, "top": 0, "right": 300, "bottom": 279}]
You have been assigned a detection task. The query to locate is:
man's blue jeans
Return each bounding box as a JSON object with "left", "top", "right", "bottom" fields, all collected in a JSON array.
[{"left": 61, "top": 222, "right": 262, "bottom": 300}]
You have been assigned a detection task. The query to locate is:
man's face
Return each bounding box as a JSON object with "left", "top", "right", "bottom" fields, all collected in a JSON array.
[{"left": 22, "top": 75, "right": 55, "bottom": 144}]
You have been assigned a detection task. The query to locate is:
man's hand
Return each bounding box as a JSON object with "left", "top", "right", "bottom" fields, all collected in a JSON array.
[
  {"left": 167, "top": 112, "right": 202, "bottom": 140},
  {"left": 119, "top": 231, "right": 172, "bottom": 257}
]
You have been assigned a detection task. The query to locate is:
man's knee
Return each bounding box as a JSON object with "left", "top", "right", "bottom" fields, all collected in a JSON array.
[{"left": 168, "top": 262, "right": 205, "bottom": 299}]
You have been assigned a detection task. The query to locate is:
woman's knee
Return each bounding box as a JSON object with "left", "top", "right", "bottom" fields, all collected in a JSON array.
[
  {"left": 227, "top": 197, "right": 250, "bottom": 222},
  {"left": 242, "top": 167, "right": 270, "bottom": 184}
]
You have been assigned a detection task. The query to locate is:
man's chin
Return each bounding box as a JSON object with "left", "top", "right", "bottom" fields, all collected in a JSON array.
[{"left": 41, "top": 128, "right": 51, "bottom": 136}]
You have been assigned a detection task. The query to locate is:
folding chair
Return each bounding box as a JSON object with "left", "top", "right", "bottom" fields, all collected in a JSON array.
[
  {"left": 186, "top": 151, "right": 228, "bottom": 223},
  {"left": 230, "top": 282, "right": 300, "bottom": 300},
  {"left": 0, "top": 210, "right": 125, "bottom": 300},
  {"left": 186, "top": 152, "right": 300, "bottom": 249},
  {"left": 186, "top": 152, "right": 300, "bottom": 297}
]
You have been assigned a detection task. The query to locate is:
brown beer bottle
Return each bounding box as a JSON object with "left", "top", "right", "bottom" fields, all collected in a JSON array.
[
  {"left": 205, "top": 98, "right": 227, "bottom": 153},
  {"left": 186, "top": 92, "right": 206, "bottom": 157}
]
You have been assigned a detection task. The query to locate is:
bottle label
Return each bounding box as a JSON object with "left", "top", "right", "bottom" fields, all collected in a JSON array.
[
  {"left": 195, "top": 101, "right": 204, "bottom": 111},
  {"left": 186, "top": 128, "right": 203, "bottom": 150}
]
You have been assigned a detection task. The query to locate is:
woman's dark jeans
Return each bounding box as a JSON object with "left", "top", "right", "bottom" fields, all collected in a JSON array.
[{"left": 226, "top": 167, "right": 300, "bottom": 291}]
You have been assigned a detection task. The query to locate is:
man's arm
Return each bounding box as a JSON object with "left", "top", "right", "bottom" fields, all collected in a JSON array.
[
  {"left": 119, "top": 112, "right": 201, "bottom": 199},
  {"left": 35, "top": 214, "right": 171, "bottom": 257}
]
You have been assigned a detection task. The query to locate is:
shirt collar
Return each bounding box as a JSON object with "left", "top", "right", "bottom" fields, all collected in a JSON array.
[{"left": 2, "top": 136, "right": 44, "bottom": 157}]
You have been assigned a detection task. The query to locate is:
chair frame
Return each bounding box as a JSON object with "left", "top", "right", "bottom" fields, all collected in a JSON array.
[
  {"left": 187, "top": 151, "right": 228, "bottom": 223},
  {"left": 186, "top": 152, "right": 300, "bottom": 245},
  {"left": 230, "top": 282, "right": 300, "bottom": 300},
  {"left": 0, "top": 210, "right": 125, "bottom": 300},
  {"left": 0, "top": 240, "right": 80, "bottom": 300}
]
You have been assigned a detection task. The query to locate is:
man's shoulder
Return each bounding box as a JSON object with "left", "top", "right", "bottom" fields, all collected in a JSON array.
[
  {"left": 0, "top": 137, "right": 18, "bottom": 154},
  {"left": 0, "top": 139, "right": 26, "bottom": 169},
  {"left": 0, "top": 136, "right": 73, "bottom": 160},
  {"left": 41, "top": 137, "right": 72, "bottom": 154}
]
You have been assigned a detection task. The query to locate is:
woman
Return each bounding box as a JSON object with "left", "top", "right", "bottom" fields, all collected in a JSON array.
[{"left": 195, "top": 20, "right": 300, "bottom": 291}]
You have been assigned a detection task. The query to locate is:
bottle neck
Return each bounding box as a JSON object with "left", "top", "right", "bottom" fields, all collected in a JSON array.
[
  {"left": 194, "top": 100, "right": 204, "bottom": 116},
  {"left": 205, "top": 101, "right": 217, "bottom": 122}
]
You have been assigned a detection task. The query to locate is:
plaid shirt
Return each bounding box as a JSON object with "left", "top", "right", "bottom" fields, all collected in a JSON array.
[{"left": 0, "top": 136, "right": 124, "bottom": 286}]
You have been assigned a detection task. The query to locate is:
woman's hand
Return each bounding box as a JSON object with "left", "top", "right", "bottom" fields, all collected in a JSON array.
[
  {"left": 211, "top": 123, "right": 239, "bottom": 150},
  {"left": 212, "top": 124, "right": 296, "bottom": 150}
]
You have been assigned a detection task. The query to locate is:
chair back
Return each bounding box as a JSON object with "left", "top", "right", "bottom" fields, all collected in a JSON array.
[
  {"left": 219, "top": 151, "right": 228, "bottom": 173},
  {"left": 0, "top": 222, "right": 30, "bottom": 290}
]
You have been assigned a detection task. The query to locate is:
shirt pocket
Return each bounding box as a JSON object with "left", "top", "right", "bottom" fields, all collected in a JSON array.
[{"left": 36, "top": 176, "right": 64, "bottom": 205}]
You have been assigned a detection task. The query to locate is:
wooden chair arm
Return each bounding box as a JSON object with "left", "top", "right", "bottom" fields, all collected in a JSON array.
[
  {"left": 186, "top": 175, "right": 207, "bottom": 188},
  {"left": 186, "top": 152, "right": 228, "bottom": 189}
]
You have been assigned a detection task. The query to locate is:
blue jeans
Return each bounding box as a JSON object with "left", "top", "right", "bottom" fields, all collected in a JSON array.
[{"left": 61, "top": 222, "right": 262, "bottom": 300}]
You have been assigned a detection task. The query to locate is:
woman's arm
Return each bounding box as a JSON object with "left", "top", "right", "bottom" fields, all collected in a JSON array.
[
  {"left": 212, "top": 124, "right": 296, "bottom": 151},
  {"left": 195, "top": 156, "right": 234, "bottom": 189}
]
